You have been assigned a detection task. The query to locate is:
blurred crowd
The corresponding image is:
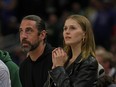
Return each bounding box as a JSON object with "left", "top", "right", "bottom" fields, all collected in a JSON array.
[{"left": 0, "top": 0, "right": 116, "bottom": 82}]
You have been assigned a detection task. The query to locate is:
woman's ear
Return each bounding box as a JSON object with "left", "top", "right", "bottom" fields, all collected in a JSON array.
[{"left": 83, "top": 32, "right": 86, "bottom": 38}]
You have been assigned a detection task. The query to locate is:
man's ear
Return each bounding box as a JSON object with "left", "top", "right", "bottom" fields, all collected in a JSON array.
[{"left": 40, "top": 30, "right": 47, "bottom": 39}]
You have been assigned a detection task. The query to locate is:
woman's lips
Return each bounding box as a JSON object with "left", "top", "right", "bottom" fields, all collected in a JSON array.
[{"left": 65, "top": 36, "right": 71, "bottom": 39}]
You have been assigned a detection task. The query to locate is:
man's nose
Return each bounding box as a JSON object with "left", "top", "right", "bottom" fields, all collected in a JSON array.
[{"left": 20, "top": 32, "right": 28, "bottom": 38}]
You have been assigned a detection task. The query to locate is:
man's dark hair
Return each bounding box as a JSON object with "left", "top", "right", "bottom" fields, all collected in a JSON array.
[{"left": 23, "top": 15, "right": 46, "bottom": 33}]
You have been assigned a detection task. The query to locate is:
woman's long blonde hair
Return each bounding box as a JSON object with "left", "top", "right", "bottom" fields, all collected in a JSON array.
[{"left": 63, "top": 15, "right": 96, "bottom": 60}]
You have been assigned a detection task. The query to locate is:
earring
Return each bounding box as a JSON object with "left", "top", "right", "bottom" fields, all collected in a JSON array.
[{"left": 82, "top": 38, "right": 85, "bottom": 42}]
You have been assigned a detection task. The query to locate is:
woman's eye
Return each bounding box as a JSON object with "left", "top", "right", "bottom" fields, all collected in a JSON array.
[
  {"left": 70, "top": 26, "right": 76, "bottom": 30},
  {"left": 63, "top": 27, "right": 67, "bottom": 31}
]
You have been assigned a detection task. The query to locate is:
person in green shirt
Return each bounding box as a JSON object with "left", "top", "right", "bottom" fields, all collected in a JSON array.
[{"left": 0, "top": 50, "right": 22, "bottom": 87}]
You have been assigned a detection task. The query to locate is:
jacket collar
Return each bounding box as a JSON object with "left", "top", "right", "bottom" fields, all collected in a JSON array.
[{"left": 74, "top": 53, "right": 82, "bottom": 64}]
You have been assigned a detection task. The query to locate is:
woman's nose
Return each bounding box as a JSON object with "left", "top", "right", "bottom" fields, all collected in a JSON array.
[{"left": 65, "top": 29, "right": 70, "bottom": 34}]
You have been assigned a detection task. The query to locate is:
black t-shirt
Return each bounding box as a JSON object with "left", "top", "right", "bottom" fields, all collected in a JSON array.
[{"left": 19, "top": 43, "right": 53, "bottom": 87}]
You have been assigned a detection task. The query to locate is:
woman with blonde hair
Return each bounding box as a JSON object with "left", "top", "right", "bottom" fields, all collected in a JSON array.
[{"left": 44, "top": 14, "right": 98, "bottom": 87}]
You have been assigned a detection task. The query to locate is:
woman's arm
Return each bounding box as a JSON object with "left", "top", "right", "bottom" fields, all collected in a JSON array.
[{"left": 49, "top": 57, "right": 98, "bottom": 87}]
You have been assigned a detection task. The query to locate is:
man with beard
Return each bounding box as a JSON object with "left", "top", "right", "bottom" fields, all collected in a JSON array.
[{"left": 19, "top": 15, "right": 54, "bottom": 87}]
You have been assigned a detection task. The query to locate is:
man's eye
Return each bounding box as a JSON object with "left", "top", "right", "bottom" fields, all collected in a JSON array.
[
  {"left": 19, "top": 29, "right": 22, "bottom": 33},
  {"left": 26, "top": 29, "right": 33, "bottom": 34}
]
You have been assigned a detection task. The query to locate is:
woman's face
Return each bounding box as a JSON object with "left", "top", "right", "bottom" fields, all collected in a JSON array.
[{"left": 63, "top": 18, "right": 85, "bottom": 46}]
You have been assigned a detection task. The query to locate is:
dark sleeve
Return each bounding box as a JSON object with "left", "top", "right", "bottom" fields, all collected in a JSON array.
[
  {"left": 19, "top": 63, "right": 25, "bottom": 87},
  {"left": 49, "top": 59, "right": 98, "bottom": 87}
]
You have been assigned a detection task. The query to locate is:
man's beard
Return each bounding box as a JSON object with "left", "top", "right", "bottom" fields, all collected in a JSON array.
[{"left": 21, "top": 39, "right": 40, "bottom": 53}]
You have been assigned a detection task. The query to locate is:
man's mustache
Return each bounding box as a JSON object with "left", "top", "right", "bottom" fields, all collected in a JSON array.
[{"left": 21, "top": 39, "right": 31, "bottom": 45}]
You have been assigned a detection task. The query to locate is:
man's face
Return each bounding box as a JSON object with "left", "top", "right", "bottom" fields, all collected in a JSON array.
[{"left": 19, "top": 19, "right": 41, "bottom": 53}]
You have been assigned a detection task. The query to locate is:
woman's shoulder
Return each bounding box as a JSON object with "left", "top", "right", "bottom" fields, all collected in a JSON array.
[
  {"left": 82, "top": 55, "right": 98, "bottom": 66},
  {"left": 74, "top": 54, "right": 98, "bottom": 70}
]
